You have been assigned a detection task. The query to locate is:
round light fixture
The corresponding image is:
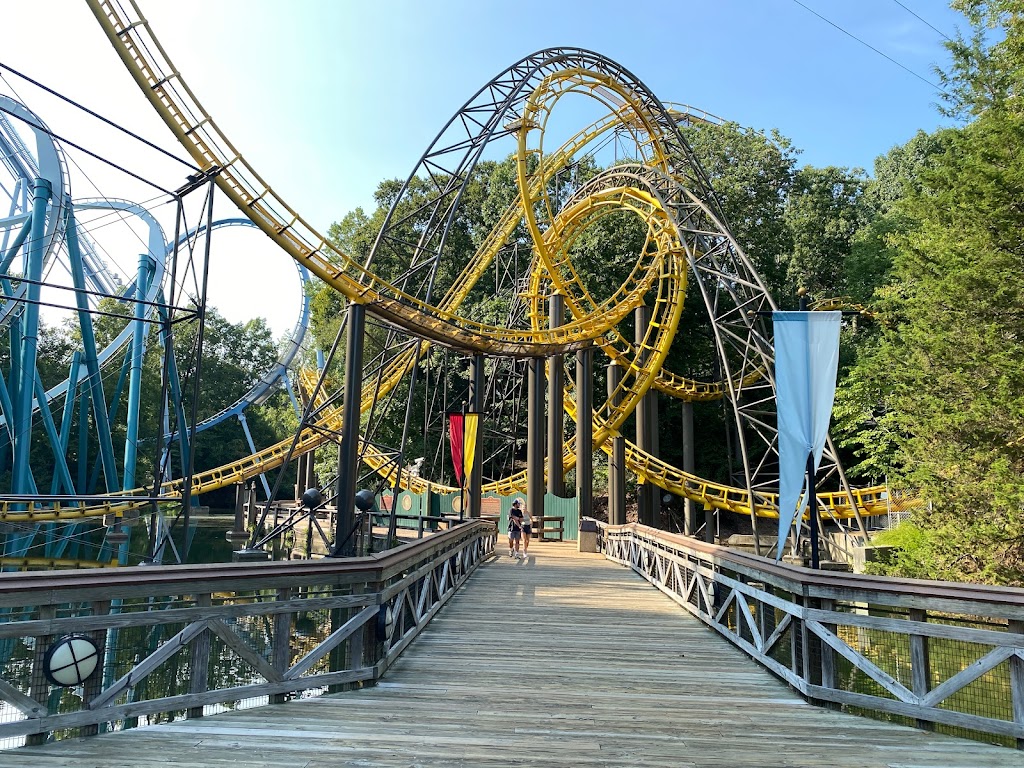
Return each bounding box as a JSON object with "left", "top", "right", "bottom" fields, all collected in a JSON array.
[{"left": 42, "top": 634, "right": 100, "bottom": 687}]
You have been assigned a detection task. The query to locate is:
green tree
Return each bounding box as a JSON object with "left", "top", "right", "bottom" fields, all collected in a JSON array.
[
  {"left": 783, "top": 165, "right": 872, "bottom": 298},
  {"left": 836, "top": 0, "right": 1024, "bottom": 584},
  {"left": 682, "top": 122, "right": 798, "bottom": 299}
]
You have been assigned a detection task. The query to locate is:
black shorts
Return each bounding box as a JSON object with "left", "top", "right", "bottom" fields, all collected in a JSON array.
[{"left": 522, "top": 525, "right": 532, "bottom": 536}]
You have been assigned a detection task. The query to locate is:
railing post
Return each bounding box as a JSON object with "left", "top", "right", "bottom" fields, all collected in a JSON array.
[
  {"left": 271, "top": 587, "right": 292, "bottom": 704},
  {"left": 187, "top": 593, "right": 212, "bottom": 718},
  {"left": 909, "top": 608, "right": 933, "bottom": 731},
  {"left": 26, "top": 605, "right": 56, "bottom": 746},
  {"left": 329, "top": 585, "right": 351, "bottom": 694},
  {"left": 820, "top": 597, "right": 837, "bottom": 701},
  {"left": 1009, "top": 619, "right": 1024, "bottom": 750},
  {"left": 749, "top": 582, "right": 768, "bottom": 649},
  {"left": 791, "top": 594, "right": 803, "bottom": 683},
  {"left": 804, "top": 597, "right": 823, "bottom": 692},
  {"left": 81, "top": 600, "right": 111, "bottom": 737}
]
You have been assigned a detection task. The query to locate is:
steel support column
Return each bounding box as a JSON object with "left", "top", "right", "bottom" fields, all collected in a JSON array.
[
  {"left": 66, "top": 209, "right": 119, "bottom": 493},
  {"left": 634, "top": 304, "right": 658, "bottom": 527},
  {"left": 682, "top": 400, "right": 697, "bottom": 535},
  {"left": 575, "top": 347, "right": 593, "bottom": 520},
  {"left": 11, "top": 180, "right": 51, "bottom": 496},
  {"left": 607, "top": 362, "right": 626, "bottom": 526},
  {"left": 546, "top": 293, "right": 564, "bottom": 496},
  {"left": 527, "top": 357, "right": 545, "bottom": 520},
  {"left": 332, "top": 301, "right": 365, "bottom": 557},
  {"left": 122, "top": 253, "right": 151, "bottom": 491}
]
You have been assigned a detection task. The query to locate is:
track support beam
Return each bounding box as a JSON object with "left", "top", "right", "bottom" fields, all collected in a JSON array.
[
  {"left": 527, "top": 357, "right": 545, "bottom": 520},
  {"left": 547, "top": 293, "right": 564, "bottom": 496},
  {"left": 332, "top": 302, "right": 365, "bottom": 557},
  {"left": 607, "top": 362, "right": 626, "bottom": 526},
  {"left": 576, "top": 348, "right": 593, "bottom": 521}
]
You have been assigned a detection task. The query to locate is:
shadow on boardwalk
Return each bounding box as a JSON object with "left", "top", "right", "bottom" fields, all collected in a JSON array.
[{"left": 5, "top": 543, "right": 1016, "bottom": 767}]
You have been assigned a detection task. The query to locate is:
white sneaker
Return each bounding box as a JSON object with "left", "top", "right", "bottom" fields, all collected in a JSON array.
[{"left": 508, "top": 549, "right": 514, "bottom": 557}]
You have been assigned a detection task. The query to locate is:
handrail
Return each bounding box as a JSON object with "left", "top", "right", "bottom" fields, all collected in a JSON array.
[
  {"left": 601, "top": 522, "right": 1024, "bottom": 613},
  {"left": 0, "top": 521, "right": 493, "bottom": 601},
  {"left": 599, "top": 522, "right": 1024, "bottom": 746},
  {"left": 0, "top": 522, "right": 496, "bottom": 747}
]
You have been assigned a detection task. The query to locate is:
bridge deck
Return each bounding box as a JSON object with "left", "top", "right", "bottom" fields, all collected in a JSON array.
[{"left": 5, "top": 544, "right": 1014, "bottom": 767}]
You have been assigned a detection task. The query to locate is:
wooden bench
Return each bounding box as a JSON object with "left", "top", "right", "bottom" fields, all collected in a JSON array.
[{"left": 531, "top": 516, "right": 564, "bottom": 542}]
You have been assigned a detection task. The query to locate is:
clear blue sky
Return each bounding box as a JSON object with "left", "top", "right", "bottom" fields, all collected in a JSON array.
[{"left": 2, "top": 0, "right": 966, "bottom": 332}]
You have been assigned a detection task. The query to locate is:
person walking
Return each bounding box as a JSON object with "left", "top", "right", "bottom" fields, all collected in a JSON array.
[
  {"left": 520, "top": 500, "right": 533, "bottom": 558},
  {"left": 508, "top": 499, "right": 524, "bottom": 558}
]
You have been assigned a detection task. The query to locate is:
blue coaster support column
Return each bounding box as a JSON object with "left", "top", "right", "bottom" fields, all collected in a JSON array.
[
  {"left": 66, "top": 209, "right": 119, "bottom": 494},
  {"left": 122, "top": 253, "right": 151, "bottom": 491},
  {"left": 11, "top": 179, "right": 51, "bottom": 497}
]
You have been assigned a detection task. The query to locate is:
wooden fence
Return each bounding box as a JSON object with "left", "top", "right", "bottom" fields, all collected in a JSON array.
[
  {"left": 0, "top": 521, "right": 495, "bottom": 746},
  {"left": 599, "top": 521, "right": 1024, "bottom": 748}
]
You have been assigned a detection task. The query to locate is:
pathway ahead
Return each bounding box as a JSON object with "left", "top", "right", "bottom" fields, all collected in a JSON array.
[{"left": 5, "top": 544, "right": 1015, "bottom": 766}]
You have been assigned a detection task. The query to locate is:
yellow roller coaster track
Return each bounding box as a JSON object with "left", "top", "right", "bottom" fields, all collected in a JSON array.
[
  {"left": 86, "top": 1, "right": 645, "bottom": 358},
  {"left": 10, "top": 1, "right": 915, "bottom": 530}
]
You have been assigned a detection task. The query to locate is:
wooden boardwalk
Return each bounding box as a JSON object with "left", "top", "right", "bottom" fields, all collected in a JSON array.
[{"left": 5, "top": 544, "right": 1016, "bottom": 767}]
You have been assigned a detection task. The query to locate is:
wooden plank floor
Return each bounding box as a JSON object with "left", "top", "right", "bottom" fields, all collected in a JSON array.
[{"left": 6, "top": 544, "right": 1018, "bottom": 767}]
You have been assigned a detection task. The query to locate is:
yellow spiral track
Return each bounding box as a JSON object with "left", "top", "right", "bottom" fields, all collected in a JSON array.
[{"left": 0, "top": 0, "right": 912, "bottom": 525}]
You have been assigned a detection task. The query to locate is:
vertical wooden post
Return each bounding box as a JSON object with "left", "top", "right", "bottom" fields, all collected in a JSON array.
[
  {"left": 820, "top": 597, "right": 837, "bottom": 699},
  {"left": 791, "top": 595, "right": 803, "bottom": 682},
  {"left": 81, "top": 600, "right": 111, "bottom": 737},
  {"left": 1008, "top": 619, "right": 1023, "bottom": 749},
  {"left": 802, "top": 597, "right": 822, "bottom": 691},
  {"left": 187, "top": 593, "right": 212, "bottom": 719},
  {"left": 26, "top": 605, "right": 56, "bottom": 746},
  {"left": 271, "top": 587, "right": 292, "bottom": 704},
  {"left": 328, "top": 584, "right": 351, "bottom": 694},
  {"left": 908, "top": 608, "right": 933, "bottom": 730}
]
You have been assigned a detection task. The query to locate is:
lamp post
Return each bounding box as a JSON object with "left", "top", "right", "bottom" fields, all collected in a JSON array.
[{"left": 797, "top": 288, "right": 821, "bottom": 570}]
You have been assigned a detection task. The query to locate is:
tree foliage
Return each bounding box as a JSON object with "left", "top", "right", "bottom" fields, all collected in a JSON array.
[{"left": 836, "top": 0, "right": 1024, "bottom": 584}]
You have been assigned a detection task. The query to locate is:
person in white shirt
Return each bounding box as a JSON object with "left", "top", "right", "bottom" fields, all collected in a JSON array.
[{"left": 520, "top": 501, "right": 532, "bottom": 558}]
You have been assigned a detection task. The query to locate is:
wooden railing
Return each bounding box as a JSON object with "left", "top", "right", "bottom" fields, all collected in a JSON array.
[
  {"left": 0, "top": 521, "right": 496, "bottom": 747},
  {"left": 598, "top": 522, "right": 1024, "bottom": 748}
]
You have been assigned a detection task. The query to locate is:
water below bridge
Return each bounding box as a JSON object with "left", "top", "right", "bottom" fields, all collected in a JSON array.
[{"left": 4, "top": 543, "right": 1014, "bottom": 767}]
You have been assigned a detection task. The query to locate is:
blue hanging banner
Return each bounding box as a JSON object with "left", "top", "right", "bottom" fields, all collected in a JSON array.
[{"left": 773, "top": 311, "right": 842, "bottom": 559}]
